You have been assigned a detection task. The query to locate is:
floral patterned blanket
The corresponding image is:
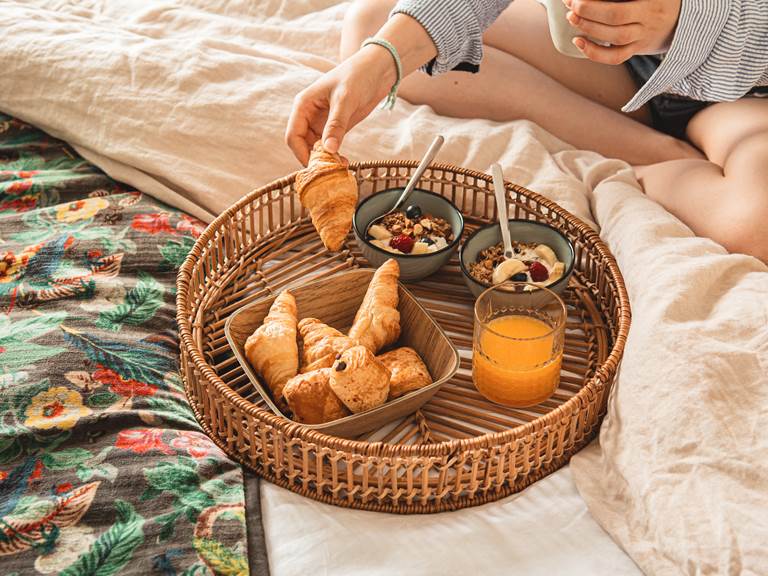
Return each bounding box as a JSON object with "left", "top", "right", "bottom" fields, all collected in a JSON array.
[{"left": 0, "top": 113, "right": 260, "bottom": 575}]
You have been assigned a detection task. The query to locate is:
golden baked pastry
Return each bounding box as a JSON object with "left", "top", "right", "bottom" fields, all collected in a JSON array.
[
  {"left": 298, "top": 317, "right": 357, "bottom": 372},
  {"left": 294, "top": 141, "right": 358, "bottom": 252},
  {"left": 283, "top": 368, "right": 350, "bottom": 424},
  {"left": 348, "top": 259, "right": 400, "bottom": 354},
  {"left": 377, "top": 347, "right": 432, "bottom": 400},
  {"left": 329, "top": 345, "right": 391, "bottom": 413},
  {"left": 244, "top": 290, "right": 298, "bottom": 404}
]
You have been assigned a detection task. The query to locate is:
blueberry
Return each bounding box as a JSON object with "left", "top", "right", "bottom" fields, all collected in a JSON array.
[
  {"left": 422, "top": 236, "right": 434, "bottom": 245},
  {"left": 405, "top": 205, "right": 422, "bottom": 220},
  {"left": 511, "top": 272, "right": 528, "bottom": 282}
]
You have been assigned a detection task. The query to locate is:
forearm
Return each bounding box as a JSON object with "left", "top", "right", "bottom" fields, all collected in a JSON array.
[
  {"left": 393, "top": 0, "right": 514, "bottom": 74},
  {"left": 376, "top": 14, "right": 438, "bottom": 79}
]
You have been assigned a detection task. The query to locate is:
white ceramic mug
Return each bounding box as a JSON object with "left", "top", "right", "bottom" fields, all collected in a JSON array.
[{"left": 541, "top": 0, "right": 586, "bottom": 58}]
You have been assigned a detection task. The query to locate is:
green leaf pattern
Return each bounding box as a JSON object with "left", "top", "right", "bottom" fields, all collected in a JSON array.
[{"left": 0, "top": 113, "right": 248, "bottom": 574}]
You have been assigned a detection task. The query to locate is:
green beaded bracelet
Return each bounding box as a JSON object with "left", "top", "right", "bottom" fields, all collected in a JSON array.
[{"left": 361, "top": 37, "right": 402, "bottom": 110}]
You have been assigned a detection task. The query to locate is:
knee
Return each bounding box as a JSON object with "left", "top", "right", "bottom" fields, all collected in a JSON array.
[
  {"left": 720, "top": 134, "right": 768, "bottom": 261},
  {"left": 718, "top": 197, "right": 768, "bottom": 262},
  {"left": 341, "top": 0, "right": 396, "bottom": 60}
]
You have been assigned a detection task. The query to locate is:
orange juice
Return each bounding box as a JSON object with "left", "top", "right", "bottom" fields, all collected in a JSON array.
[{"left": 473, "top": 315, "right": 562, "bottom": 407}]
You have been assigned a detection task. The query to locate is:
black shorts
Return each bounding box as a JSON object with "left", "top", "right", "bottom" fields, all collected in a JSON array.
[{"left": 625, "top": 55, "right": 768, "bottom": 140}]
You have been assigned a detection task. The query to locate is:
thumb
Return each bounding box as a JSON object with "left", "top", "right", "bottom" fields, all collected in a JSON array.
[{"left": 321, "top": 95, "right": 353, "bottom": 154}]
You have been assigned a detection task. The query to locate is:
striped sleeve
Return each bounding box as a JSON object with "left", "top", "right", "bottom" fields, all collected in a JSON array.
[
  {"left": 392, "top": 0, "right": 513, "bottom": 75},
  {"left": 624, "top": 0, "right": 768, "bottom": 111}
]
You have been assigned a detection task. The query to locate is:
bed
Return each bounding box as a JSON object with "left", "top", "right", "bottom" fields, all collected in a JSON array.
[{"left": 1, "top": 1, "right": 766, "bottom": 575}]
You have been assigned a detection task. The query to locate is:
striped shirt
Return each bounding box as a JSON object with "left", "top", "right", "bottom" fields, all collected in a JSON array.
[{"left": 392, "top": 0, "right": 768, "bottom": 112}]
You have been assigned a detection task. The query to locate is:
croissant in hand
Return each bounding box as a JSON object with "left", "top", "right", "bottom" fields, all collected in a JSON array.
[{"left": 294, "top": 141, "right": 358, "bottom": 252}]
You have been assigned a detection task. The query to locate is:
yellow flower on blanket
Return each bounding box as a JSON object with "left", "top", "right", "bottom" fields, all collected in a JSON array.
[
  {"left": 0, "top": 242, "right": 45, "bottom": 284},
  {"left": 24, "top": 386, "right": 92, "bottom": 430},
  {"left": 55, "top": 197, "right": 109, "bottom": 223}
]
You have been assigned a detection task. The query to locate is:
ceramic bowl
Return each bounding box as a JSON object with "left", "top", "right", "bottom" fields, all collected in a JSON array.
[
  {"left": 459, "top": 219, "right": 575, "bottom": 298},
  {"left": 353, "top": 188, "right": 464, "bottom": 282}
]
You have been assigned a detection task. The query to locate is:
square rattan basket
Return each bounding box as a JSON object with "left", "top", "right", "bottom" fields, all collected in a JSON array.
[{"left": 224, "top": 268, "right": 460, "bottom": 438}]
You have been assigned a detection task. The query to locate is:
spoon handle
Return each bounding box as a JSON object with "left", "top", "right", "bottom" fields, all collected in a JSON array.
[
  {"left": 392, "top": 135, "right": 445, "bottom": 212},
  {"left": 491, "top": 163, "right": 514, "bottom": 258}
]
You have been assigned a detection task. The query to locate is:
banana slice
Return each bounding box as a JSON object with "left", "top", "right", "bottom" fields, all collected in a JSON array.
[
  {"left": 534, "top": 244, "right": 558, "bottom": 267},
  {"left": 368, "top": 224, "right": 392, "bottom": 241},
  {"left": 411, "top": 241, "right": 430, "bottom": 255},
  {"left": 371, "top": 239, "right": 393, "bottom": 252},
  {"left": 492, "top": 258, "right": 527, "bottom": 285},
  {"left": 548, "top": 262, "right": 565, "bottom": 284}
]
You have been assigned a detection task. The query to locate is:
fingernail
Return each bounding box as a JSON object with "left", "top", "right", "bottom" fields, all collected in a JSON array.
[
  {"left": 563, "top": 0, "right": 572, "bottom": 7},
  {"left": 324, "top": 137, "right": 339, "bottom": 152},
  {"left": 567, "top": 11, "right": 579, "bottom": 25},
  {"left": 572, "top": 37, "right": 586, "bottom": 50}
]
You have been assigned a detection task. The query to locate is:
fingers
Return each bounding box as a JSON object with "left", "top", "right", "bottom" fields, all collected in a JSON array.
[
  {"left": 321, "top": 87, "right": 354, "bottom": 155},
  {"left": 572, "top": 36, "right": 637, "bottom": 65},
  {"left": 566, "top": 0, "right": 643, "bottom": 26},
  {"left": 285, "top": 92, "right": 313, "bottom": 165},
  {"left": 567, "top": 11, "right": 643, "bottom": 46}
]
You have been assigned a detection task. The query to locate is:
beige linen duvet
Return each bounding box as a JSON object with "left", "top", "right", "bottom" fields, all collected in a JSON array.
[{"left": 1, "top": 1, "right": 766, "bottom": 574}]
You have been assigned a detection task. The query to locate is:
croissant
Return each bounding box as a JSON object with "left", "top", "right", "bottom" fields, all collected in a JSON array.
[
  {"left": 283, "top": 368, "right": 350, "bottom": 424},
  {"left": 244, "top": 291, "right": 298, "bottom": 404},
  {"left": 329, "top": 345, "right": 391, "bottom": 413},
  {"left": 348, "top": 259, "right": 400, "bottom": 354},
  {"left": 294, "top": 141, "right": 358, "bottom": 252},
  {"left": 377, "top": 347, "right": 432, "bottom": 400},
  {"left": 298, "top": 317, "right": 357, "bottom": 372}
]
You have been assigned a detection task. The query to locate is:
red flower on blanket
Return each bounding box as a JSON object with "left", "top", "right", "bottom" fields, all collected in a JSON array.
[
  {"left": 170, "top": 431, "right": 218, "bottom": 459},
  {"left": 176, "top": 214, "right": 206, "bottom": 238},
  {"left": 29, "top": 459, "right": 44, "bottom": 483},
  {"left": 0, "top": 195, "right": 37, "bottom": 213},
  {"left": 131, "top": 212, "right": 176, "bottom": 235},
  {"left": 92, "top": 367, "right": 157, "bottom": 397},
  {"left": 0, "top": 169, "right": 39, "bottom": 179},
  {"left": 116, "top": 428, "right": 174, "bottom": 455},
  {"left": 5, "top": 179, "right": 33, "bottom": 195}
]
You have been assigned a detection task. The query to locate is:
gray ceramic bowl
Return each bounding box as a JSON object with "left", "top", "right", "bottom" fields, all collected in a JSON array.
[
  {"left": 353, "top": 188, "right": 464, "bottom": 281},
  {"left": 459, "top": 219, "right": 575, "bottom": 298}
]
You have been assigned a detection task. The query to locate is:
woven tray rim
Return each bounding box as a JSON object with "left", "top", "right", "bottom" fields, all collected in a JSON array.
[{"left": 176, "top": 160, "right": 631, "bottom": 459}]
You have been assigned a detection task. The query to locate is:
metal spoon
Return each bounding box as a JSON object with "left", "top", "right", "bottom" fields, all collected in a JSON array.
[
  {"left": 365, "top": 134, "right": 445, "bottom": 236},
  {"left": 490, "top": 163, "right": 526, "bottom": 284}
]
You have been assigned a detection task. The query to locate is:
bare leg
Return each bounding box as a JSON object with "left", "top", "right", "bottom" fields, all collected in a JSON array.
[
  {"left": 636, "top": 99, "right": 768, "bottom": 261},
  {"left": 341, "top": 0, "right": 701, "bottom": 164}
]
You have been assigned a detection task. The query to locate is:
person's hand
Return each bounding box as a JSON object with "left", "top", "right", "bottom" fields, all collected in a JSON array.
[
  {"left": 565, "top": 0, "right": 682, "bottom": 64},
  {"left": 285, "top": 46, "right": 395, "bottom": 165}
]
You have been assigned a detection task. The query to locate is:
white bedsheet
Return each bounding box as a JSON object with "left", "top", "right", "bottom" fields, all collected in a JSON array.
[
  {"left": 2, "top": 1, "right": 767, "bottom": 574},
  {"left": 261, "top": 466, "right": 642, "bottom": 576}
]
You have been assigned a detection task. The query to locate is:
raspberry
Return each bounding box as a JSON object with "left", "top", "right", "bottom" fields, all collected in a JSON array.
[
  {"left": 389, "top": 234, "right": 415, "bottom": 254},
  {"left": 528, "top": 261, "right": 549, "bottom": 282}
]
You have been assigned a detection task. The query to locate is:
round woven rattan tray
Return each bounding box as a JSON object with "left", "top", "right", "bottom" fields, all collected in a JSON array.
[{"left": 176, "top": 161, "right": 630, "bottom": 513}]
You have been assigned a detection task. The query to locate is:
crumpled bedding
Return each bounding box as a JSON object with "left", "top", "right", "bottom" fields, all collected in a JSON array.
[{"left": 2, "top": 1, "right": 766, "bottom": 575}]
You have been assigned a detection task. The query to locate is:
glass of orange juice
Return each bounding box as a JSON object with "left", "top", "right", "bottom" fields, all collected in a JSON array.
[{"left": 473, "top": 282, "right": 566, "bottom": 407}]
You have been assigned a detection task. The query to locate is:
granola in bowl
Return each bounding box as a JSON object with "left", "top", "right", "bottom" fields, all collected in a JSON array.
[
  {"left": 468, "top": 241, "right": 565, "bottom": 287},
  {"left": 366, "top": 205, "right": 454, "bottom": 255}
]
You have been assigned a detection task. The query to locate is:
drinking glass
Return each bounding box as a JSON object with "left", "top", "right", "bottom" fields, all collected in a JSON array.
[{"left": 472, "top": 282, "right": 566, "bottom": 407}]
